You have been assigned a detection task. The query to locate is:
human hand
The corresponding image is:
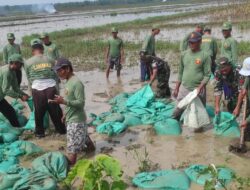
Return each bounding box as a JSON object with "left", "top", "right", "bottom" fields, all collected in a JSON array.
[
  {"left": 241, "top": 120, "right": 247, "bottom": 129},
  {"left": 173, "top": 88, "right": 179, "bottom": 98},
  {"left": 233, "top": 107, "right": 240, "bottom": 117},
  {"left": 215, "top": 105, "right": 220, "bottom": 115},
  {"left": 21, "top": 95, "right": 29, "bottom": 101}
]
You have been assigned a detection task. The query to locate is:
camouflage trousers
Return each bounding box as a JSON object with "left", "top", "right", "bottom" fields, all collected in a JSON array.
[{"left": 156, "top": 63, "right": 171, "bottom": 98}]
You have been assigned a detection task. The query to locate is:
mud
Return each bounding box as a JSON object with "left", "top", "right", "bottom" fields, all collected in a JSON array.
[{"left": 17, "top": 66, "right": 250, "bottom": 190}]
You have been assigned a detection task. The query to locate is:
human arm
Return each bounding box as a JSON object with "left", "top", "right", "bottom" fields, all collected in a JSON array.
[
  {"left": 3, "top": 46, "right": 8, "bottom": 64},
  {"left": 120, "top": 43, "right": 125, "bottom": 64},
  {"left": 105, "top": 41, "right": 110, "bottom": 64},
  {"left": 149, "top": 67, "right": 157, "bottom": 85},
  {"left": 231, "top": 39, "right": 238, "bottom": 66},
  {"left": 173, "top": 54, "right": 184, "bottom": 97}
]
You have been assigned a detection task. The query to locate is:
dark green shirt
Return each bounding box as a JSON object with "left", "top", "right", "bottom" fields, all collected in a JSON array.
[
  {"left": 64, "top": 75, "right": 86, "bottom": 123},
  {"left": 221, "top": 37, "right": 238, "bottom": 66},
  {"left": 180, "top": 33, "right": 190, "bottom": 52},
  {"left": 3, "top": 43, "right": 21, "bottom": 64},
  {"left": 201, "top": 34, "right": 218, "bottom": 59},
  {"left": 24, "top": 55, "right": 56, "bottom": 85},
  {"left": 43, "top": 42, "right": 60, "bottom": 61},
  {"left": 0, "top": 65, "right": 25, "bottom": 101},
  {"left": 142, "top": 35, "right": 155, "bottom": 56},
  {"left": 178, "top": 49, "right": 211, "bottom": 90},
  {"left": 108, "top": 37, "right": 123, "bottom": 58}
]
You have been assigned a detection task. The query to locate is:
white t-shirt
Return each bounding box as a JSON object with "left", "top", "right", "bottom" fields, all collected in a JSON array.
[{"left": 31, "top": 79, "right": 56, "bottom": 91}]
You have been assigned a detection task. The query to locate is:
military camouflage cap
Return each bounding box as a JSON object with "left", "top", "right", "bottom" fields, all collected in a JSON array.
[
  {"left": 222, "top": 22, "right": 232, "bottom": 30},
  {"left": 30, "top": 38, "right": 43, "bottom": 47},
  {"left": 8, "top": 54, "right": 23, "bottom": 64},
  {"left": 204, "top": 26, "right": 211, "bottom": 31},
  {"left": 216, "top": 57, "right": 230, "bottom": 68},
  {"left": 152, "top": 24, "right": 160, "bottom": 30},
  {"left": 111, "top": 27, "right": 118, "bottom": 33},
  {"left": 40, "top": 32, "right": 49, "bottom": 38},
  {"left": 7, "top": 33, "right": 15, "bottom": 40},
  {"left": 196, "top": 23, "right": 205, "bottom": 30}
]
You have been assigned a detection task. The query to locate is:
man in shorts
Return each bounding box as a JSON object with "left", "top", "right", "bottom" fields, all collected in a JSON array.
[{"left": 52, "top": 57, "right": 88, "bottom": 165}]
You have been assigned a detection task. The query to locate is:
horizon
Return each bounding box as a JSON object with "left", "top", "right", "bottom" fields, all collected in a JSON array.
[{"left": 0, "top": 0, "right": 94, "bottom": 6}]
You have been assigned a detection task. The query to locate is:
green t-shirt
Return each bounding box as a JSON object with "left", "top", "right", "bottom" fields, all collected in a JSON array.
[
  {"left": 242, "top": 77, "right": 250, "bottom": 123},
  {"left": 180, "top": 33, "right": 190, "bottom": 52},
  {"left": 201, "top": 34, "right": 218, "bottom": 59},
  {"left": 178, "top": 49, "right": 211, "bottom": 90},
  {"left": 64, "top": 75, "right": 86, "bottom": 123},
  {"left": 220, "top": 37, "right": 238, "bottom": 66},
  {"left": 142, "top": 35, "right": 155, "bottom": 56},
  {"left": 24, "top": 55, "right": 56, "bottom": 85},
  {"left": 0, "top": 65, "right": 25, "bottom": 101},
  {"left": 108, "top": 37, "right": 123, "bottom": 58},
  {"left": 3, "top": 43, "right": 21, "bottom": 64},
  {"left": 43, "top": 42, "right": 60, "bottom": 61}
]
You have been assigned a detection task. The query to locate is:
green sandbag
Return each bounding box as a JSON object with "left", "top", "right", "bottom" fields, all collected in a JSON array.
[
  {"left": 27, "top": 97, "right": 33, "bottom": 111},
  {"left": 184, "top": 164, "right": 234, "bottom": 188},
  {"left": 0, "top": 122, "right": 23, "bottom": 143},
  {"left": 31, "top": 152, "right": 68, "bottom": 181},
  {"left": 13, "top": 170, "right": 57, "bottom": 190},
  {"left": 206, "top": 105, "right": 215, "bottom": 118},
  {"left": 213, "top": 112, "right": 240, "bottom": 137},
  {"left": 123, "top": 114, "right": 142, "bottom": 127},
  {"left": 126, "top": 84, "right": 154, "bottom": 108},
  {"left": 132, "top": 170, "right": 190, "bottom": 190},
  {"left": 24, "top": 112, "right": 49, "bottom": 131},
  {"left": 11, "top": 100, "right": 25, "bottom": 113},
  {"left": 11, "top": 100, "right": 28, "bottom": 126},
  {"left": 96, "top": 122, "right": 127, "bottom": 136},
  {"left": 1, "top": 133, "right": 19, "bottom": 143},
  {"left": 0, "top": 157, "right": 19, "bottom": 173},
  {"left": 104, "top": 113, "right": 125, "bottom": 123},
  {"left": 109, "top": 93, "right": 129, "bottom": 105},
  {"left": 6, "top": 140, "right": 43, "bottom": 157},
  {"left": 154, "top": 118, "right": 182, "bottom": 135}
]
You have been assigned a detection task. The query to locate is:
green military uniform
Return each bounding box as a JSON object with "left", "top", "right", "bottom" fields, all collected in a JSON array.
[
  {"left": 3, "top": 44, "right": 21, "bottom": 65},
  {"left": 214, "top": 65, "right": 243, "bottom": 112},
  {"left": 142, "top": 35, "right": 155, "bottom": 56},
  {"left": 43, "top": 43, "right": 60, "bottom": 61},
  {"left": 151, "top": 57, "right": 171, "bottom": 97},
  {"left": 180, "top": 33, "right": 191, "bottom": 52},
  {"left": 178, "top": 49, "right": 211, "bottom": 91},
  {"left": 64, "top": 75, "right": 86, "bottom": 123},
  {"left": 0, "top": 65, "right": 26, "bottom": 101},
  {"left": 241, "top": 77, "right": 250, "bottom": 140},
  {"left": 108, "top": 37, "right": 123, "bottom": 70},
  {"left": 221, "top": 22, "right": 238, "bottom": 67}
]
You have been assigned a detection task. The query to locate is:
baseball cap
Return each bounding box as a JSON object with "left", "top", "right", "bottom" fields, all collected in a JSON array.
[
  {"left": 53, "top": 57, "right": 72, "bottom": 71},
  {"left": 222, "top": 22, "right": 232, "bottom": 30},
  {"left": 30, "top": 38, "right": 43, "bottom": 47},
  {"left": 111, "top": 27, "right": 118, "bottom": 33},
  {"left": 239, "top": 57, "right": 250, "bottom": 76},
  {"left": 7, "top": 33, "right": 15, "bottom": 40},
  {"left": 40, "top": 32, "right": 49, "bottom": 39},
  {"left": 188, "top": 32, "right": 202, "bottom": 43},
  {"left": 8, "top": 54, "right": 23, "bottom": 64}
]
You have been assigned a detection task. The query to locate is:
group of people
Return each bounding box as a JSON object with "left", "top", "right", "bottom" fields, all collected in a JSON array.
[
  {"left": 1, "top": 20, "right": 250, "bottom": 164},
  {"left": 1, "top": 33, "right": 89, "bottom": 165}
]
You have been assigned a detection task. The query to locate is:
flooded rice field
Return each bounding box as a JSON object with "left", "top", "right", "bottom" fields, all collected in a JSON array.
[{"left": 20, "top": 66, "right": 250, "bottom": 189}]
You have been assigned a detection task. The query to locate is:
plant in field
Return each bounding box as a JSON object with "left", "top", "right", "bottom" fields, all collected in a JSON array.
[{"left": 64, "top": 154, "right": 127, "bottom": 190}]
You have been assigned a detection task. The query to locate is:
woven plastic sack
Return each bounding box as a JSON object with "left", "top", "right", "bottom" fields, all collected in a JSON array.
[
  {"left": 126, "top": 84, "right": 154, "bottom": 108},
  {"left": 183, "top": 97, "right": 210, "bottom": 129},
  {"left": 104, "top": 113, "right": 125, "bottom": 123},
  {"left": 96, "top": 122, "right": 127, "bottom": 136},
  {"left": 0, "top": 157, "right": 19, "bottom": 173},
  {"left": 0, "top": 121, "right": 23, "bottom": 143},
  {"left": 185, "top": 164, "right": 234, "bottom": 188},
  {"left": 31, "top": 152, "right": 68, "bottom": 181},
  {"left": 123, "top": 114, "right": 142, "bottom": 127},
  {"left": 133, "top": 170, "right": 190, "bottom": 190},
  {"left": 213, "top": 112, "right": 240, "bottom": 137},
  {"left": 154, "top": 118, "right": 181, "bottom": 135},
  {"left": 23, "top": 112, "right": 49, "bottom": 131},
  {"left": 177, "top": 89, "right": 198, "bottom": 109}
]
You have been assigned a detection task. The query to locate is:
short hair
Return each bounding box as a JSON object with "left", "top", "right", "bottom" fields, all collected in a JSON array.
[{"left": 32, "top": 44, "right": 44, "bottom": 51}]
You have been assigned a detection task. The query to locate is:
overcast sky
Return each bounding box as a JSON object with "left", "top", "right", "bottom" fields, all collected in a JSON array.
[{"left": 0, "top": 0, "right": 93, "bottom": 6}]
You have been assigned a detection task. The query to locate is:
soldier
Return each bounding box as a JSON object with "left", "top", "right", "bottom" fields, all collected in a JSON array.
[
  {"left": 201, "top": 26, "right": 218, "bottom": 74},
  {"left": 214, "top": 57, "right": 244, "bottom": 115},
  {"left": 180, "top": 23, "right": 204, "bottom": 52},
  {"left": 0, "top": 54, "right": 29, "bottom": 127},
  {"left": 221, "top": 22, "right": 238, "bottom": 67},
  {"left": 40, "top": 32, "right": 60, "bottom": 61},
  {"left": 140, "top": 25, "right": 160, "bottom": 82},
  {"left": 3, "top": 33, "right": 22, "bottom": 85},
  {"left": 233, "top": 57, "right": 250, "bottom": 141},
  {"left": 173, "top": 32, "right": 211, "bottom": 120},
  {"left": 105, "top": 27, "right": 125, "bottom": 79},
  {"left": 144, "top": 54, "right": 171, "bottom": 98},
  {"left": 25, "top": 38, "right": 66, "bottom": 138}
]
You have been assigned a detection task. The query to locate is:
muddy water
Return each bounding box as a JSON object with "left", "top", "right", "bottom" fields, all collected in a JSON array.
[{"left": 20, "top": 66, "right": 250, "bottom": 189}]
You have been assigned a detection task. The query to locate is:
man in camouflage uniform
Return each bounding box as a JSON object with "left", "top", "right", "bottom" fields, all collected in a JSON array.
[
  {"left": 214, "top": 57, "right": 244, "bottom": 115},
  {"left": 221, "top": 22, "right": 238, "bottom": 67},
  {"left": 40, "top": 32, "right": 60, "bottom": 61},
  {"left": 140, "top": 52, "right": 171, "bottom": 98},
  {"left": 3, "top": 33, "right": 22, "bottom": 85},
  {"left": 201, "top": 26, "right": 218, "bottom": 74}
]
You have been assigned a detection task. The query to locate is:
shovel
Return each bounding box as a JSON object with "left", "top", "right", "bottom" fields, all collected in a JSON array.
[{"left": 229, "top": 96, "right": 247, "bottom": 153}]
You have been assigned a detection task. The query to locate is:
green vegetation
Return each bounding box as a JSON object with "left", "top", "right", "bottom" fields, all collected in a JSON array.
[{"left": 63, "top": 154, "right": 127, "bottom": 190}]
